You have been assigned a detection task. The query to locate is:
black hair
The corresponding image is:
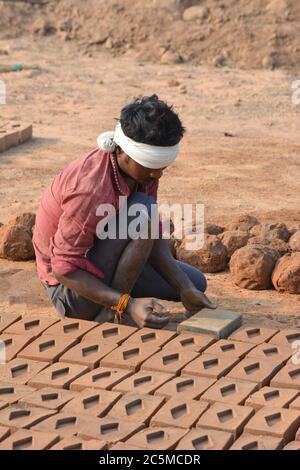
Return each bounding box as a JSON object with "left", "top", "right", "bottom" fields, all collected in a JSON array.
[{"left": 119, "top": 95, "right": 185, "bottom": 147}]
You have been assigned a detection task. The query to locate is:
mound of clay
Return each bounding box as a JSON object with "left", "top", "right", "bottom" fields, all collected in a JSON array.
[
  {"left": 7, "top": 212, "right": 36, "bottom": 235},
  {"left": 272, "top": 252, "right": 300, "bottom": 294},
  {"left": 205, "top": 224, "right": 225, "bottom": 236},
  {"left": 221, "top": 230, "right": 250, "bottom": 260},
  {"left": 228, "top": 214, "right": 259, "bottom": 232},
  {"left": 250, "top": 223, "right": 291, "bottom": 241},
  {"left": 248, "top": 236, "right": 290, "bottom": 256},
  {"left": 289, "top": 230, "right": 300, "bottom": 251},
  {"left": 176, "top": 234, "right": 227, "bottom": 273},
  {"left": 229, "top": 245, "right": 280, "bottom": 290},
  {"left": 0, "top": 224, "right": 35, "bottom": 261}
]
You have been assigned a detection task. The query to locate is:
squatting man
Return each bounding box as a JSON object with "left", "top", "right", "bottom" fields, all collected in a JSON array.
[{"left": 33, "top": 95, "right": 216, "bottom": 328}]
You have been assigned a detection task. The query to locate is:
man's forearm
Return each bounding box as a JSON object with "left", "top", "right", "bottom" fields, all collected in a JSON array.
[
  {"left": 52, "top": 269, "right": 121, "bottom": 307},
  {"left": 148, "top": 238, "right": 193, "bottom": 293}
]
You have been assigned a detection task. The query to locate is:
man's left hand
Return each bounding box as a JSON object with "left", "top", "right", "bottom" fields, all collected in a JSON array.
[{"left": 180, "top": 285, "right": 217, "bottom": 315}]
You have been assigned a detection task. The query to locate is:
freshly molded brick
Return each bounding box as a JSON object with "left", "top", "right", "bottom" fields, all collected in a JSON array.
[
  {"left": 32, "top": 412, "right": 98, "bottom": 438},
  {"left": 0, "top": 383, "right": 36, "bottom": 405},
  {"left": 0, "top": 404, "right": 56, "bottom": 431},
  {"left": 0, "top": 313, "right": 21, "bottom": 334},
  {"left": 70, "top": 366, "right": 133, "bottom": 392},
  {"left": 100, "top": 343, "right": 159, "bottom": 372},
  {"left": 19, "top": 387, "right": 78, "bottom": 411},
  {"left": 230, "top": 433, "right": 283, "bottom": 450},
  {"left": 5, "top": 317, "right": 59, "bottom": 337},
  {"left": 270, "top": 363, "right": 300, "bottom": 390},
  {"left": 0, "top": 359, "right": 49, "bottom": 385},
  {"left": 182, "top": 354, "right": 239, "bottom": 380},
  {"left": 229, "top": 326, "right": 278, "bottom": 345},
  {"left": 0, "top": 333, "right": 35, "bottom": 362},
  {"left": 59, "top": 339, "right": 117, "bottom": 369},
  {"left": 141, "top": 349, "right": 199, "bottom": 375},
  {"left": 162, "top": 333, "right": 216, "bottom": 353},
  {"left": 123, "top": 328, "right": 176, "bottom": 349},
  {"left": 83, "top": 322, "right": 137, "bottom": 345},
  {"left": 227, "top": 357, "right": 283, "bottom": 388},
  {"left": 176, "top": 427, "right": 233, "bottom": 450},
  {"left": 247, "top": 342, "right": 292, "bottom": 364},
  {"left": 112, "top": 370, "right": 174, "bottom": 395},
  {"left": 150, "top": 398, "right": 209, "bottom": 429},
  {"left": 177, "top": 308, "right": 242, "bottom": 339},
  {"left": 0, "top": 428, "right": 59, "bottom": 450},
  {"left": 50, "top": 437, "right": 107, "bottom": 450},
  {"left": 196, "top": 402, "right": 254, "bottom": 439},
  {"left": 42, "top": 318, "right": 98, "bottom": 340},
  {"left": 245, "top": 386, "right": 299, "bottom": 410},
  {"left": 269, "top": 329, "right": 300, "bottom": 347},
  {"left": 204, "top": 339, "right": 254, "bottom": 359},
  {"left": 154, "top": 375, "right": 216, "bottom": 401},
  {"left": 244, "top": 407, "right": 300, "bottom": 444},
  {"left": 78, "top": 416, "right": 145, "bottom": 445},
  {"left": 18, "top": 335, "right": 78, "bottom": 363},
  {"left": 200, "top": 377, "right": 257, "bottom": 405},
  {"left": 108, "top": 392, "right": 165, "bottom": 425},
  {"left": 63, "top": 388, "right": 121, "bottom": 417},
  {"left": 28, "top": 362, "right": 89, "bottom": 390},
  {"left": 126, "top": 426, "right": 188, "bottom": 450}
]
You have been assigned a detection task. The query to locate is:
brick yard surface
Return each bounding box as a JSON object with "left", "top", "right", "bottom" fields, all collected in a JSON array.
[{"left": 0, "top": 315, "right": 299, "bottom": 450}]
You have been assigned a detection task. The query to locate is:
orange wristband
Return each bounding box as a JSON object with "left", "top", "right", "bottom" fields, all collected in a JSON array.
[{"left": 111, "top": 294, "right": 131, "bottom": 323}]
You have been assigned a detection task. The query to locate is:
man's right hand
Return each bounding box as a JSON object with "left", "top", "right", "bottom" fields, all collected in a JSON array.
[{"left": 126, "top": 297, "right": 169, "bottom": 329}]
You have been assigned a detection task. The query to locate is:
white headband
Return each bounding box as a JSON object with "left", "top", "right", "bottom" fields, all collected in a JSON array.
[{"left": 97, "top": 122, "right": 179, "bottom": 169}]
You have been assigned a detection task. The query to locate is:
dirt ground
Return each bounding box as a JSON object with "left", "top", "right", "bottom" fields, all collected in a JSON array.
[{"left": 0, "top": 32, "right": 299, "bottom": 329}]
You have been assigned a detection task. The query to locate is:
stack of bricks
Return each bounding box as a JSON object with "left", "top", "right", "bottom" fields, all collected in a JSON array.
[{"left": 0, "top": 316, "right": 300, "bottom": 450}]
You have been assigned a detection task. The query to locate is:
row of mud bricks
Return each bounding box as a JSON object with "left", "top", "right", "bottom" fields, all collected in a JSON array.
[{"left": 0, "top": 313, "right": 300, "bottom": 450}]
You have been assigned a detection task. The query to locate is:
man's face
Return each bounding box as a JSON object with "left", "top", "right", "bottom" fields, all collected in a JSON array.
[{"left": 117, "top": 149, "right": 166, "bottom": 185}]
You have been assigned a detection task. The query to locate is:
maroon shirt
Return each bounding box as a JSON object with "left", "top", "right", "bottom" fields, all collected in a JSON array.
[{"left": 33, "top": 149, "right": 159, "bottom": 285}]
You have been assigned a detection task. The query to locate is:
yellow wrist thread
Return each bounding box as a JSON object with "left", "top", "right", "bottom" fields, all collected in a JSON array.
[{"left": 111, "top": 294, "right": 131, "bottom": 323}]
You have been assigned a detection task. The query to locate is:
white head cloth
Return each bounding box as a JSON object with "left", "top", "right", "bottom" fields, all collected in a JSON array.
[{"left": 97, "top": 122, "right": 179, "bottom": 169}]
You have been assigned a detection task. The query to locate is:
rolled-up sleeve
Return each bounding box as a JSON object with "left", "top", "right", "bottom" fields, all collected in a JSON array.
[{"left": 49, "top": 189, "right": 104, "bottom": 279}]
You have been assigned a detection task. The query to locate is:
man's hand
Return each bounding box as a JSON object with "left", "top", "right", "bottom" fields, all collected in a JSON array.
[
  {"left": 180, "top": 286, "right": 217, "bottom": 315},
  {"left": 127, "top": 298, "right": 169, "bottom": 329}
]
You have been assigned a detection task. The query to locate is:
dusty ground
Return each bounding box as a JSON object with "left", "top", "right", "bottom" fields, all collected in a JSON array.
[{"left": 0, "top": 35, "right": 299, "bottom": 328}]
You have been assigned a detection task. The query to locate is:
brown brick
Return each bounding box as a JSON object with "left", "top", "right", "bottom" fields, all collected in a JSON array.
[
  {"left": 150, "top": 398, "right": 209, "bottom": 429},
  {"left": 0, "top": 333, "right": 35, "bottom": 362},
  {"left": 32, "top": 412, "right": 97, "bottom": 438},
  {"left": 269, "top": 329, "right": 300, "bottom": 347},
  {"left": 204, "top": 339, "right": 255, "bottom": 359},
  {"left": 19, "top": 387, "right": 78, "bottom": 411},
  {"left": 0, "top": 404, "right": 56, "bottom": 432},
  {"left": 125, "top": 426, "right": 188, "bottom": 450},
  {"left": 110, "top": 442, "right": 144, "bottom": 450},
  {"left": 176, "top": 427, "right": 233, "bottom": 450},
  {"left": 0, "top": 428, "right": 58, "bottom": 450},
  {"left": 289, "top": 394, "right": 300, "bottom": 411},
  {"left": 283, "top": 440, "right": 300, "bottom": 450},
  {"left": 0, "top": 425, "right": 10, "bottom": 442},
  {"left": 4, "top": 128, "right": 20, "bottom": 150},
  {"left": 100, "top": 343, "right": 159, "bottom": 372},
  {"left": 0, "top": 358, "right": 49, "bottom": 385},
  {"left": 227, "top": 357, "right": 283, "bottom": 388},
  {"left": 28, "top": 362, "right": 89, "bottom": 390},
  {"left": 196, "top": 402, "right": 254, "bottom": 439},
  {"left": 123, "top": 327, "right": 176, "bottom": 349},
  {"left": 59, "top": 339, "right": 117, "bottom": 369},
  {"left": 70, "top": 366, "right": 133, "bottom": 392},
  {"left": 0, "top": 383, "right": 36, "bottom": 405},
  {"left": 162, "top": 333, "right": 216, "bottom": 353},
  {"left": 247, "top": 342, "right": 293, "bottom": 364},
  {"left": 108, "top": 392, "right": 164, "bottom": 425},
  {"left": 270, "top": 363, "right": 300, "bottom": 390},
  {"left": 63, "top": 388, "right": 121, "bottom": 417},
  {"left": 154, "top": 375, "right": 216, "bottom": 401},
  {"left": 113, "top": 370, "right": 174, "bottom": 395},
  {"left": 230, "top": 433, "right": 283, "bottom": 450},
  {"left": 229, "top": 326, "right": 278, "bottom": 345},
  {"left": 0, "top": 313, "right": 22, "bottom": 334},
  {"left": 50, "top": 437, "right": 108, "bottom": 450},
  {"left": 83, "top": 322, "right": 137, "bottom": 344},
  {"left": 18, "top": 335, "right": 78, "bottom": 363},
  {"left": 78, "top": 416, "right": 145, "bottom": 445},
  {"left": 244, "top": 407, "right": 300, "bottom": 444},
  {"left": 245, "top": 386, "right": 299, "bottom": 410},
  {"left": 19, "top": 124, "right": 33, "bottom": 144},
  {"left": 141, "top": 349, "right": 199, "bottom": 375},
  {"left": 5, "top": 317, "right": 59, "bottom": 337},
  {"left": 43, "top": 318, "right": 98, "bottom": 340},
  {"left": 182, "top": 354, "right": 239, "bottom": 380},
  {"left": 201, "top": 377, "right": 257, "bottom": 405}
]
